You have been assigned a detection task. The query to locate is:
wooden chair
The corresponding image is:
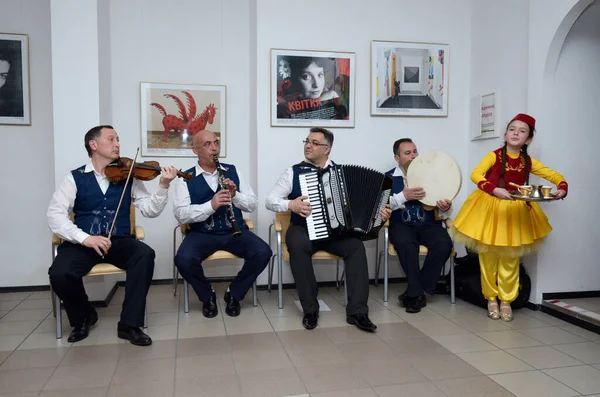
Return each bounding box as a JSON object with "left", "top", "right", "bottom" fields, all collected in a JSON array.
[
  {"left": 375, "top": 219, "right": 456, "bottom": 304},
  {"left": 172, "top": 219, "right": 258, "bottom": 313},
  {"left": 51, "top": 204, "right": 147, "bottom": 339},
  {"left": 267, "top": 211, "right": 345, "bottom": 310}
]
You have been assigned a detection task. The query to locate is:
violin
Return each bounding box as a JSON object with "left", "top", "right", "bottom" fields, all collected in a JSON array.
[{"left": 105, "top": 157, "right": 193, "bottom": 184}]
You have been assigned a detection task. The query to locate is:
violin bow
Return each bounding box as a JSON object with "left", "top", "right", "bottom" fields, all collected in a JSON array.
[{"left": 106, "top": 147, "right": 140, "bottom": 245}]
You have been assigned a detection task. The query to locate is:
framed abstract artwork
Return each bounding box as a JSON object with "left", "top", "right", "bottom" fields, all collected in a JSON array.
[{"left": 371, "top": 40, "right": 449, "bottom": 117}]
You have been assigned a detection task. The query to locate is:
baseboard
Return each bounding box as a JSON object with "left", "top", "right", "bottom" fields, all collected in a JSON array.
[
  {"left": 0, "top": 285, "right": 50, "bottom": 293},
  {"left": 1, "top": 276, "right": 410, "bottom": 305},
  {"left": 156, "top": 276, "right": 410, "bottom": 291},
  {"left": 526, "top": 301, "right": 539, "bottom": 311},
  {"left": 90, "top": 282, "right": 120, "bottom": 307},
  {"left": 543, "top": 290, "right": 600, "bottom": 300},
  {"left": 540, "top": 303, "right": 600, "bottom": 334}
]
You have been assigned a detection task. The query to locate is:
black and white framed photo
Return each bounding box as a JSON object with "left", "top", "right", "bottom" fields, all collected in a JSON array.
[
  {"left": 371, "top": 40, "right": 449, "bottom": 117},
  {"left": 271, "top": 48, "right": 355, "bottom": 128},
  {"left": 0, "top": 33, "right": 30, "bottom": 125}
]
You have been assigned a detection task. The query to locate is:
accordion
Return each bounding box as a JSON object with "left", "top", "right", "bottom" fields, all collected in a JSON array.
[{"left": 299, "top": 164, "right": 393, "bottom": 241}]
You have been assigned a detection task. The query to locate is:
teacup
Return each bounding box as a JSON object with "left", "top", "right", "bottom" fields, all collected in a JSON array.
[
  {"left": 518, "top": 185, "right": 532, "bottom": 196},
  {"left": 541, "top": 186, "right": 553, "bottom": 198}
]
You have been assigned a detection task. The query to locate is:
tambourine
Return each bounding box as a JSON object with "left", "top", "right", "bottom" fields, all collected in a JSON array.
[{"left": 406, "top": 151, "right": 462, "bottom": 208}]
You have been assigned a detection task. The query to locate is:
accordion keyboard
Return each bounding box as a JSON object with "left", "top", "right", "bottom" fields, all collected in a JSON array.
[{"left": 299, "top": 171, "right": 329, "bottom": 240}]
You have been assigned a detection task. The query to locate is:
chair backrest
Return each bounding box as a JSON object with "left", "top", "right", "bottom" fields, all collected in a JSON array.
[
  {"left": 129, "top": 204, "right": 136, "bottom": 234},
  {"left": 276, "top": 212, "right": 292, "bottom": 244}
]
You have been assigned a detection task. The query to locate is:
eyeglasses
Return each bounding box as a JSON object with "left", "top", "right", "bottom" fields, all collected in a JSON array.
[{"left": 302, "top": 139, "right": 328, "bottom": 147}]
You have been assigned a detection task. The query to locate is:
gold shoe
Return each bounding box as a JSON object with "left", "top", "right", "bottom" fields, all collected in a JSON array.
[
  {"left": 487, "top": 300, "right": 500, "bottom": 320},
  {"left": 500, "top": 303, "right": 513, "bottom": 322}
]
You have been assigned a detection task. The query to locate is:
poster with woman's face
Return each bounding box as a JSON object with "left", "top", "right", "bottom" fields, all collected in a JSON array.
[
  {"left": 0, "top": 34, "right": 30, "bottom": 125},
  {"left": 271, "top": 49, "right": 355, "bottom": 128}
]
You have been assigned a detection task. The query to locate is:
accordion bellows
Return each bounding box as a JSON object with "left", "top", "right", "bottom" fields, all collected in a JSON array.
[{"left": 300, "top": 164, "right": 393, "bottom": 241}]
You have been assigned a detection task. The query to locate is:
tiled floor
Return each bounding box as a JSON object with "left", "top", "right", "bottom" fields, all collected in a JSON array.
[{"left": 1, "top": 282, "right": 600, "bottom": 396}]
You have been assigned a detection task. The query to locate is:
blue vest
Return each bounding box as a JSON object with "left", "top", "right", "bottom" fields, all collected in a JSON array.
[
  {"left": 386, "top": 168, "right": 435, "bottom": 225},
  {"left": 71, "top": 165, "right": 132, "bottom": 237},
  {"left": 288, "top": 161, "right": 322, "bottom": 227},
  {"left": 185, "top": 163, "right": 247, "bottom": 235}
]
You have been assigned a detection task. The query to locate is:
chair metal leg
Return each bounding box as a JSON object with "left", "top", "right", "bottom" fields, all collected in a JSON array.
[
  {"left": 54, "top": 291, "right": 62, "bottom": 339},
  {"left": 375, "top": 250, "right": 384, "bottom": 287},
  {"left": 50, "top": 287, "right": 57, "bottom": 318},
  {"left": 184, "top": 279, "right": 190, "bottom": 313},
  {"left": 252, "top": 281, "right": 258, "bottom": 307},
  {"left": 335, "top": 261, "right": 340, "bottom": 291},
  {"left": 450, "top": 255, "right": 456, "bottom": 304},
  {"left": 173, "top": 226, "right": 179, "bottom": 296},
  {"left": 268, "top": 254, "right": 276, "bottom": 294},
  {"left": 143, "top": 305, "right": 148, "bottom": 328},
  {"left": 343, "top": 264, "right": 348, "bottom": 307},
  {"left": 267, "top": 224, "right": 274, "bottom": 293},
  {"left": 277, "top": 232, "right": 283, "bottom": 309},
  {"left": 384, "top": 227, "right": 389, "bottom": 303}
]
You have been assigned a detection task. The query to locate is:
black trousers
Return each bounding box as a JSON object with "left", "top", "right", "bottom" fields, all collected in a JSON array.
[
  {"left": 174, "top": 230, "right": 272, "bottom": 302},
  {"left": 389, "top": 221, "right": 453, "bottom": 298},
  {"left": 49, "top": 237, "right": 155, "bottom": 328},
  {"left": 286, "top": 224, "right": 369, "bottom": 315}
]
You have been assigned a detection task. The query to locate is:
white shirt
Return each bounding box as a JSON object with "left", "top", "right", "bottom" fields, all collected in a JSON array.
[
  {"left": 389, "top": 165, "right": 452, "bottom": 218},
  {"left": 172, "top": 163, "right": 257, "bottom": 224},
  {"left": 47, "top": 162, "right": 169, "bottom": 244},
  {"left": 265, "top": 159, "right": 333, "bottom": 212}
]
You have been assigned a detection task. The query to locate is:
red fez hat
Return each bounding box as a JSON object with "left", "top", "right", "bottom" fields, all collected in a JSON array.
[{"left": 511, "top": 113, "right": 536, "bottom": 129}]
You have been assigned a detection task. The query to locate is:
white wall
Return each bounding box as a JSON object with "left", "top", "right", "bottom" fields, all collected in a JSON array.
[
  {"left": 0, "top": 0, "right": 55, "bottom": 287},
  {"left": 535, "top": 0, "right": 600, "bottom": 298},
  {"left": 255, "top": 0, "right": 473, "bottom": 285},
  {"left": 107, "top": 0, "right": 253, "bottom": 280},
  {"left": 6, "top": 0, "right": 592, "bottom": 303}
]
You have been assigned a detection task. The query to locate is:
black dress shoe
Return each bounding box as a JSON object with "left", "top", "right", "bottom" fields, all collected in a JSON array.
[
  {"left": 398, "top": 291, "right": 408, "bottom": 307},
  {"left": 224, "top": 290, "right": 241, "bottom": 317},
  {"left": 117, "top": 323, "right": 152, "bottom": 346},
  {"left": 67, "top": 308, "right": 98, "bottom": 343},
  {"left": 302, "top": 312, "right": 318, "bottom": 330},
  {"left": 346, "top": 313, "right": 377, "bottom": 332},
  {"left": 202, "top": 291, "right": 218, "bottom": 318},
  {"left": 405, "top": 295, "right": 427, "bottom": 314}
]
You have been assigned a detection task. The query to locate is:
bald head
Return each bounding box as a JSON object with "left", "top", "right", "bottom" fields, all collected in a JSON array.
[
  {"left": 192, "top": 129, "right": 221, "bottom": 168},
  {"left": 192, "top": 130, "right": 216, "bottom": 147}
]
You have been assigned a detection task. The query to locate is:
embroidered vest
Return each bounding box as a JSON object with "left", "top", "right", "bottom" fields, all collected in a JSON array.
[
  {"left": 71, "top": 165, "right": 132, "bottom": 236},
  {"left": 185, "top": 163, "right": 247, "bottom": 235},
  {"left": 386, "top": 168, "right": 435, "bottom": 225}
]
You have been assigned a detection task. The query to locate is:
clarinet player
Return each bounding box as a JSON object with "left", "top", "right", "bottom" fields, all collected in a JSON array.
[{"left": 173, "top": 130, "right": 272, "bottom": 318}]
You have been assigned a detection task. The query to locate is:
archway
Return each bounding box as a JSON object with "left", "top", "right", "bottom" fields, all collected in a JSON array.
[{"left": 537, "top": 0, "right": 600, "bottom": 301}]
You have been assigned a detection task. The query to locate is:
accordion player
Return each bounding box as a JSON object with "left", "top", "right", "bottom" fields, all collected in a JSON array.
[{"left": 299, "top": 164, "right": 393, "bottom": 241}]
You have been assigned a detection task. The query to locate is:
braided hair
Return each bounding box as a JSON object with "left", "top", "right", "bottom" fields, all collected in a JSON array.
[
  {"left": 499, "top": 142, "right": 508, "bottom": 188},
  {"left": 522, "top": 143, "right": 532, "bottom": 185},
  {"left": 499, "top": 120, "right": 535, "bottom": 188}
]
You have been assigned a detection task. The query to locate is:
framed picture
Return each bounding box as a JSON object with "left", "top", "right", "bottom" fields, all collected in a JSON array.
[
  {"left": 371, "top": 40, "right": 449, "bottom": 117},
  {"left": 271, "top": 48, "right": 355, "bottom": 128},
  {"left": 0, "top": 33, "right": 30, "bottom": 125},
  {"left": 140, "top": 82, "right": 226, "bottom": 157},
  {"left": 470, "top": 92, "right": 500, "bottom": 140}
]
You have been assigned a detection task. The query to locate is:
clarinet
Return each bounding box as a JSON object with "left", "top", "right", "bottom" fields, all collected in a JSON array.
[{"left": 214, "top": 156, "right": 242, "bottom": 237}]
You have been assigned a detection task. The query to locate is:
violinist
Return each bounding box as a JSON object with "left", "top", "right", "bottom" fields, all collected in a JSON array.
[
  {"left": 172, "top": 130, "right": 271, "bottom": 318},
  {"left": 47, "top": 125, "right": 177, "bottom": 346}
]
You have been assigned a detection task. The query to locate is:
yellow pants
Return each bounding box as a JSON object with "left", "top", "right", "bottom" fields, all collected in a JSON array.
[{"left": 478, "top": 252, "right": 520, "bottom": 303}]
